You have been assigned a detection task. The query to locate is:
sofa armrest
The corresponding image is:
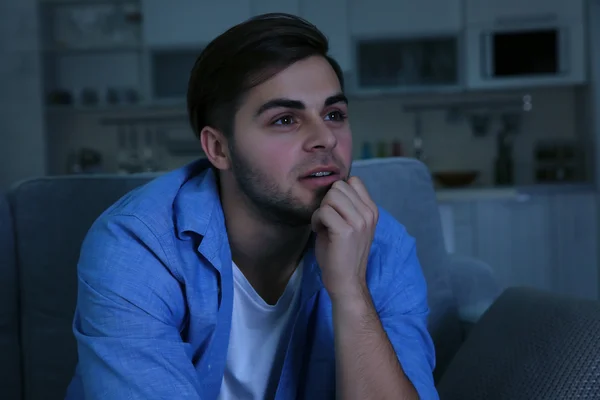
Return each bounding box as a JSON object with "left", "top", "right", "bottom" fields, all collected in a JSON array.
[
  {"left": 436, "top": 286, "right": 600, "bottom": 400},
  {"left": 447, "top": 254, "right": 502, "bottom": 324}
]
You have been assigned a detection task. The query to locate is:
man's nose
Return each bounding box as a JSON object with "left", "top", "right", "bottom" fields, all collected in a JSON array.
[{"left": 304, "top": 119, "right": 338, "bottom": 151}]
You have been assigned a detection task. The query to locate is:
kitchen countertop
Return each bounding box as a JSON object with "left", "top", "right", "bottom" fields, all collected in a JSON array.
[{"left": 436, "top": 183, "right": 597, "bottom": 202}]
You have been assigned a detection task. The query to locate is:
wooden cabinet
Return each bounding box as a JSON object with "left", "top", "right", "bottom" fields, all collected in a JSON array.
[
  {"left": 465, "top": 0, "right": 584, "bottom": 26},
  {"left": 142, "top": 0, "right": 252, "bottom": 47},
  {"left": 348, "top": 0, "right": 462, "bottom": 36}
]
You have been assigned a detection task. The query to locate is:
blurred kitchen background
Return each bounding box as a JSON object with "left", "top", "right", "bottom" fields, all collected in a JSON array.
[{"left": 3, "top": 0, "right": 600, "bottom": 300}]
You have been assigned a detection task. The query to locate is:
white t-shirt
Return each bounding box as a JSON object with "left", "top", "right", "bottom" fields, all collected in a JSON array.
[{"left": 217, "top": 260, "right": 303, "bottom": 400}]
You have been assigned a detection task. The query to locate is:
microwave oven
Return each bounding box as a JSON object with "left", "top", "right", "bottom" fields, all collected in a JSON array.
[
  {"left": 483, "top": 27, "right": 566, "bottom": 78},
  {"left": 466, "top": 20, "right": 585, "bottom": 88}
]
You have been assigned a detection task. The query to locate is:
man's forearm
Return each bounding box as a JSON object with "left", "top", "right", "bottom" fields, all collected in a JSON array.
[{"left": 331, "top": 286, "right": 419, "bottom": 400}]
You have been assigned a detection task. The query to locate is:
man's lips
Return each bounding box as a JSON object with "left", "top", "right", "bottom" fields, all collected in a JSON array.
[
  {"left": 299, "top": 166, "right": 342, "bottom": 189},
  {"left": 300, "top": 165, "right": 341, "bottom": 179}
]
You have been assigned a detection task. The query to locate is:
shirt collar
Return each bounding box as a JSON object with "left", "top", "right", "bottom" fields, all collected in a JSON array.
[
  {"left": 172, "top": 158, "right": 325, "bottom": 297},
  {"left": 173, "top": 159, "right": 230, "bottom": 272}
]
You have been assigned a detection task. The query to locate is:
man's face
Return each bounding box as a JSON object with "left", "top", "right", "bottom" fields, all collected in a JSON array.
[{"left": 229, "top": 55, "right": 353, "bottom": 226}]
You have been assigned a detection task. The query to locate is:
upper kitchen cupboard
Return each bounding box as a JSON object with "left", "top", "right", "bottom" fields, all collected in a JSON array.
[
  {"left": 0, "top": 0, "right": 46, "bottom": 189},
  {"left": 346, "top": 0, "right": 463, "bottom": 94},
  {"left": 250, "top": 0, "right": 300, "bottom": 16},
  {"left": 464, "top": 0, "right": 586, "bottom": 89},
  {"left": 465, "top": 0, "right": 585, "bottom": 26},
  {"left": 348, "top": 0, "right": 462, "bottom": 36},
  {"left": 142, "top": 0, "right": 252, "bottom": 47},
  {"left": 301, "top": 0, "right": 351, "bottom": 72}
]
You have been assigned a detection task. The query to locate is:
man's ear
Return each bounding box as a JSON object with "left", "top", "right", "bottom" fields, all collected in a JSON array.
[{"left": 200, "top": 126, "right": 231, "bottom": 170}]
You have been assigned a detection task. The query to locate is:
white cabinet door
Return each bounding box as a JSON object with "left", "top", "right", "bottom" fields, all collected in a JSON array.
[
  {"left": 451, "top": 191, "right": 598, "bottom": 301},
  {"left": 348, "top": 0, "right": 462, "bottom": 36},
  {"left": 466, "top": 0, "right": 584, "bottom": 26},
  {"left": 301, "top": 0, "right": 351, "bottom": 72},
  {"left": 550, "top": 193, "right": 599, "bottom": 300},
  {"left": 507, "top": 196, "right": 554, "bottom": 291},
  {"left": 452, "top": 202, "right": 477, "bottom": 257},
  {"left": 472, "top": 200, "right": 513, "bottom": 288},
  {"left": 474, "top": 197, "right": 554, "bottom": 292},
  {"left": 251, "top": 0, "right": 299, "bottom": 16},
  {"left": 142, "top": 0, "right": 252, "bottom": 47}
]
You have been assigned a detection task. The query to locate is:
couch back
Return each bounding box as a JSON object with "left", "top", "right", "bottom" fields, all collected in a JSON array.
[
  {"left": 0, "top": 193, "right": 21, "bottom": 400},
  {"left": 1, "top": 157, "right": 461, "bottom": 399},
  {"left": 351, "top": 159, "right": 462, "bottom": 380},
  {"left": 5, "top": 175, "right": 154, "bottom": 400}
]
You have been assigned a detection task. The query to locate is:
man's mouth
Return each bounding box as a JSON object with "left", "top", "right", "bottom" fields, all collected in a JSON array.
[
  {"left": 298, "top": 166, "right": 342, "bottom": 189},
  {"left": 308, "top": 171, "right": 334, "bottom": 178},
  {"left": 301, "top": 166, "right": 341, "bottom": 179}
]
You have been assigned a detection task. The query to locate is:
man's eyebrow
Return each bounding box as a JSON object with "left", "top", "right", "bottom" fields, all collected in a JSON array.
[
  {"left": 254, "top": 93, "right": 348, "bottom": 118},
  {"left": 255, "top": 99, "right": 305, "bottom": 117},
  {"left": 324, "top": 93, "right": 348, "bottom": 107}
]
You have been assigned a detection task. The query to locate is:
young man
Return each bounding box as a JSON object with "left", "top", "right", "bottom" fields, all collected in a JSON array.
[{"left": 65, "top": 13, "right": 438, "bottom": 400}]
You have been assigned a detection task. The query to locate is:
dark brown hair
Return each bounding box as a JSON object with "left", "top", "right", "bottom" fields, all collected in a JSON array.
[{"left": 187, "top": 13, "right": 344, "bottom": 139}]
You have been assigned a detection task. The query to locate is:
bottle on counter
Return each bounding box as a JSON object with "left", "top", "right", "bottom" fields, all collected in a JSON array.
[
  {"left": 361, "top": 142, "right": 373, "bottom": 159},
  {"left": 377, "top": 141, "right": 387, "bottom": 158},
  {"left": 391, "top": 140, "right": 404, "bottom": 157}
]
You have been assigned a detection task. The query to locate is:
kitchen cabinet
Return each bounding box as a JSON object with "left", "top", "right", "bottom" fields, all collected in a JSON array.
[
  {"left": 464, "top": 22, "right": 586, "bottom": 90},
  {"left": 473, "top": 196, "right": 554, "bottom": 292},
  {"left": 463, "top": 0, "right": 587, "bottom": 90},
  {"left": 251, "top": 0, "right": 299, "bottom": 16},
  {"left": 550, "top": 193, "right": 599, "bottom": 300},
  {"left": 301, "top": 0, "right": 351, "bottom": 72},
  {"left": 441, "top": 190, "right": 599, "bottom": 301},
  {"left": 451, "top": 202, "right": 477, "bottom": 257},
  {"left": 0, "top": 0, "right": 46, "bottom": 189},
  {"left": 142, "top": 0, "right": 252, "bottom": 47},
  {"left": 465, "top": 0, "right": 584, "bottom": 26},
  {"left": 348, "top": 0, "right": 462, "bottom": 36}
]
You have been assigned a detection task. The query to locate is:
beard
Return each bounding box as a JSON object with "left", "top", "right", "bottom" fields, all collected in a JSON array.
[{"left": 228, "top": 141, "right": 349, "bottom": 227}]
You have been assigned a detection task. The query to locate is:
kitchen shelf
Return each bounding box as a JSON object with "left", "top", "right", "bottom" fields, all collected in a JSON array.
[
  {"left": 39, "top": 0, "right": 139, "bottom": 6},
  {"left": 45, "top": 100, "right": 186, "bottom": 114},
  {"left": 42, "top": 45, "right": 143, "bottom": 54},
  {"left": 46, "top": 103, "right": 146, "bottom": 114}
]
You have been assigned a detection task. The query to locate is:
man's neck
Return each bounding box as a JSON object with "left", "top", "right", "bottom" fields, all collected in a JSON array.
[{"left": 219, "top": 184, "right": 311, "bottom": 305}]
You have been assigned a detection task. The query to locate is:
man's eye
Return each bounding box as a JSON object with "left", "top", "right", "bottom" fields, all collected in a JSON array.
[
  {"left": 325, "top": 111, "right": 347, "bottom": 122},
  {"left": 273, "top": 115, "right": 295, "bottom": 125}
]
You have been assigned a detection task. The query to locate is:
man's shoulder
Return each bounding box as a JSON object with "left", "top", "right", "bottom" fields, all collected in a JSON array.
[
  {"left": 366, "top": 207, "right": 428, "bottom": 308},
  {"left": 94, "top": 159, "right": 215, "bottom": 237},
  {"left": 372, "top": 206, "right": 415, "bottom": 257}
]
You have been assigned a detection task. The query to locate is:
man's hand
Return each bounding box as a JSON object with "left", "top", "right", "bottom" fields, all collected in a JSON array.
[
  {"left": 311, "top": 176, "right": 379, "bottom": 300},
  {"left": 311, "top": 178, "right": 424, "bottom": 399}
]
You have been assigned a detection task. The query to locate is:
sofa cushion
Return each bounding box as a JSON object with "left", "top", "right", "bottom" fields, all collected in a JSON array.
[
  {"left": 0, "top": 193, "right": 21, "bottom": 400},
  {"left": 9, "top": 175, "right": 154, "bottom": 400},
  {"left": 352, "top": 158, "right": 462, "bottom": 381},
  {"left": 11, "top": 157, "right": 461, "bottom": 397},
  {"left": 437, "top": 287, "right": 600, "bottom": 400}
]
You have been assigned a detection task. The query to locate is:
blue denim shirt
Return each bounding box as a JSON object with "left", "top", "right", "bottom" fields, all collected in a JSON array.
[{"left": 65, "top": 159, "right": 438, "bottom": 399}]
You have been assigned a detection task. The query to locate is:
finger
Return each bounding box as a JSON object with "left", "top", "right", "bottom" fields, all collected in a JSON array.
[
  {"left": 332, "top": 180, "right": 367, "bottom": 210},
  {"left": 311, "top": 205, "right": 348, "bottom": 233},
  {"left": 329, "top": 181, "right": 373, "bottom": 230},
  {"left": 347, "top": 177, "right": 378, "bottom": 215},
  {"left": 321, "top": 185, "right": 360, "bottom": 224}
]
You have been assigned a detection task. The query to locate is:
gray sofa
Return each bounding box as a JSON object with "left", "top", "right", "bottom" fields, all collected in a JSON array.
[{"left": 1, "top": 157, "right": 598, "bottom": 400}]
